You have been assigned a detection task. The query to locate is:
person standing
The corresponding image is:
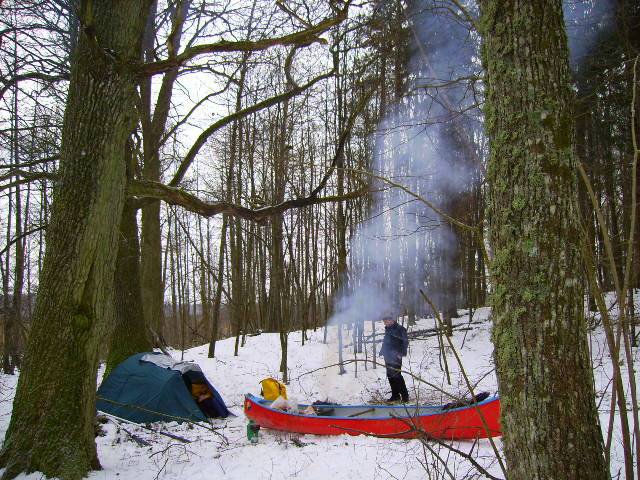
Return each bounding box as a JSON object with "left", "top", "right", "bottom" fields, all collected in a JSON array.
[{"left": 379, "top": 315, "right": 409, "bottom": 402}]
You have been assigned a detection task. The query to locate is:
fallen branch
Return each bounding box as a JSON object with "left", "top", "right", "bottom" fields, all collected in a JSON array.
[
  {"left": 96, "top": 397, "right": 228, "bottom": 444},
  {"left": 98, "top": 412, "right": 191, "bottom": 444},
  {"left": 100, "top": 415, "right": 152, "bottom": 447}
]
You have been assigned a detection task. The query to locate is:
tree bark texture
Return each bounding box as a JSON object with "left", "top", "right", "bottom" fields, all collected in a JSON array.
[
  {"left": 0, "top": 1, "right": 150, "bottom": 478},
  {"left": 140, "top": 0, "right": 191, "bottom": 342},
  {"left": 106, "top": 199, "right": 152, "bottom": 375},
  {"left": 139, "top": 0, "right": 164, "bottom": 342},
  {"left": 140, "top": 190, "right": 163, "bottom": 337},
  {"left": 480, "top": 1, "right": 608, "bottom": 479}
]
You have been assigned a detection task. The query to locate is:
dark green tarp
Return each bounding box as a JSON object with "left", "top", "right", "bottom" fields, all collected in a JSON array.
[{"left": 96, "top": 352, "right": 230, "bottom": 423}]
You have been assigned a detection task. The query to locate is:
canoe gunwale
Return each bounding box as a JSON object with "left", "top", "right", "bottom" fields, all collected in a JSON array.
[{"left": 244, "top": 393, "right": 500, "bottom": 421}]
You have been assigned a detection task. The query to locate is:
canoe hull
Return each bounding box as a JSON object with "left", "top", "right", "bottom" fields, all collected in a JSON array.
[{"left": 244, "top": 394, "right": 501, "bottom": 440}]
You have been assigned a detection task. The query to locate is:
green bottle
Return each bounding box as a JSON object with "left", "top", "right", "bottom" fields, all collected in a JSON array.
[{"left": 247, "top": 420, "right": 260, "bottom": 444}]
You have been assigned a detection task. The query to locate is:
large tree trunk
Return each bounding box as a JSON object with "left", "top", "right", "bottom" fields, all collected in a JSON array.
[
  {"left": 140, "top": 194, "right": 164, "bottom": 337},
  {"left": 0, "top": 2, "right": 149, "bottom": 479},
  {"left": 106, "top": 198, "right": 152, "bottom": 375},
  {"left": 106, "top": 141, "right": 152, "bottom": 373},
  {"left": 139, "top": 0, "right": 191, "bottom": 342},
  {"left": 139, "top": 0, "right": 164, "bottom": 341},
  {"left": 480, "top": 1, "right": 607, "bottom": 479}
]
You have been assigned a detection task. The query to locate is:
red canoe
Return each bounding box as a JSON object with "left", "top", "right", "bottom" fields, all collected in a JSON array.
[{"left": 244, "top": 393, "right": 501, "bottom": 440}]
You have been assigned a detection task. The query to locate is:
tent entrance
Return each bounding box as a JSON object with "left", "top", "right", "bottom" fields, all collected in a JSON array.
[{"left": 182, "top": 369, "right": 220, "bottom": 418}]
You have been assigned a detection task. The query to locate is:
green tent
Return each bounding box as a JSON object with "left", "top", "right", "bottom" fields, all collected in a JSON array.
[{"left": 96, "top": 352, "right": 230, "bottom": 423}]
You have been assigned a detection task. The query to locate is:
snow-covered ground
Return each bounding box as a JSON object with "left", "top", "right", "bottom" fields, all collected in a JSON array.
[{"left": 0, "top": 297, "right": 638, "bottom": 479}]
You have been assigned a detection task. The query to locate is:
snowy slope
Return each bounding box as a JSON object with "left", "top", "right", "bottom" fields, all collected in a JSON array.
[{"left": 0, "top": 299, "right": 637, "bottom": 479}]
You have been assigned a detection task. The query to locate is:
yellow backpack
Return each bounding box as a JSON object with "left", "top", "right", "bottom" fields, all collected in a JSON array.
[{"left": 260, "top": 377, "right": 287, "bottom": 401}]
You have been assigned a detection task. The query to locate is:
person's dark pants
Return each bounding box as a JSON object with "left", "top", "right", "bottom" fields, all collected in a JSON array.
[{"left": 385, "top": 362, "right": 409, "bottom": 402}]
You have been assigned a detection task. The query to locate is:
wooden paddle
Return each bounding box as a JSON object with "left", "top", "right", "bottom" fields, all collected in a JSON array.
[{"left": 347, "top": 408, "right": 375, "bottom": 418}]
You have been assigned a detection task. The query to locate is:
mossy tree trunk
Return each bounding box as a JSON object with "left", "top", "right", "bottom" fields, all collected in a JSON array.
[
  {"left": 0, "top": 2, "right": 150, "bottom": 479},
  {"left": 140, "top": 153, "right": 164, "bottom": 338},
  {"left": 480, "top": 1, "right": 608, "bottom": 479},
  {"left": 106, "top": 195, "right": 152, "bottom": 375},
  {"left": 106, "top": 140, "right": 152, "bottom": 374}
]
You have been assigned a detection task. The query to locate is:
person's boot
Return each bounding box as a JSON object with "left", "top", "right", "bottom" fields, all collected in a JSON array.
[
  {"left": 386, "top": 377, "right": 400, "bottom": 403},
  {"left": 397, "top": 375, "right": 409, "bottom": 402}
]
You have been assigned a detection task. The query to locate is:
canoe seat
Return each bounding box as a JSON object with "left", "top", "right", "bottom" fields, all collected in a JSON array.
[
  {"left": 312, "top": 400, "right": 339, "bottom": 416},
  {"left": 442, "top": 391, "right": 490, "bottom": 410}
]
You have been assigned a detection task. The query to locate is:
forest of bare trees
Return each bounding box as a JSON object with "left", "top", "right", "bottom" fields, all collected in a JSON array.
[{"left": 0, "top": 0, "right": 638, "bottom": 479}]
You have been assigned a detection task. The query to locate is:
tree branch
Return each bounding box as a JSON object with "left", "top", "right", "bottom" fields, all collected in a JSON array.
[
  {"left": 0, "top": 170, "right": 56, "bottom": 192},
  {"left": 0, "top": 72, "right": 69, "bottom": 100},
  {"left": 140, "top": 6, "right": 349, "bottom": 76},
  {"left": 306, "top": 80, "right": 379, "bottom": 199},
  {"left": 0, "top": 155, "right": 59, "bottom": 170},
  {"left": 128, "top": 180, "right": 370, "bottom": 223},
  {"left": 169, "top": 67, "right": 335, "bottom": 187},
  {"left": 345, "top": 168, "right": 477, "bottom": 232},
  {"left": 0, "top": 224, "right": 48, "bottom": 257}
]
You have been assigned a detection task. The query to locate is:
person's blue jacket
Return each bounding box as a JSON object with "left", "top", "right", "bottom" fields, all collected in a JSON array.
[{"left": 379, "top": 322, "right": 408, "bottom": 364}]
